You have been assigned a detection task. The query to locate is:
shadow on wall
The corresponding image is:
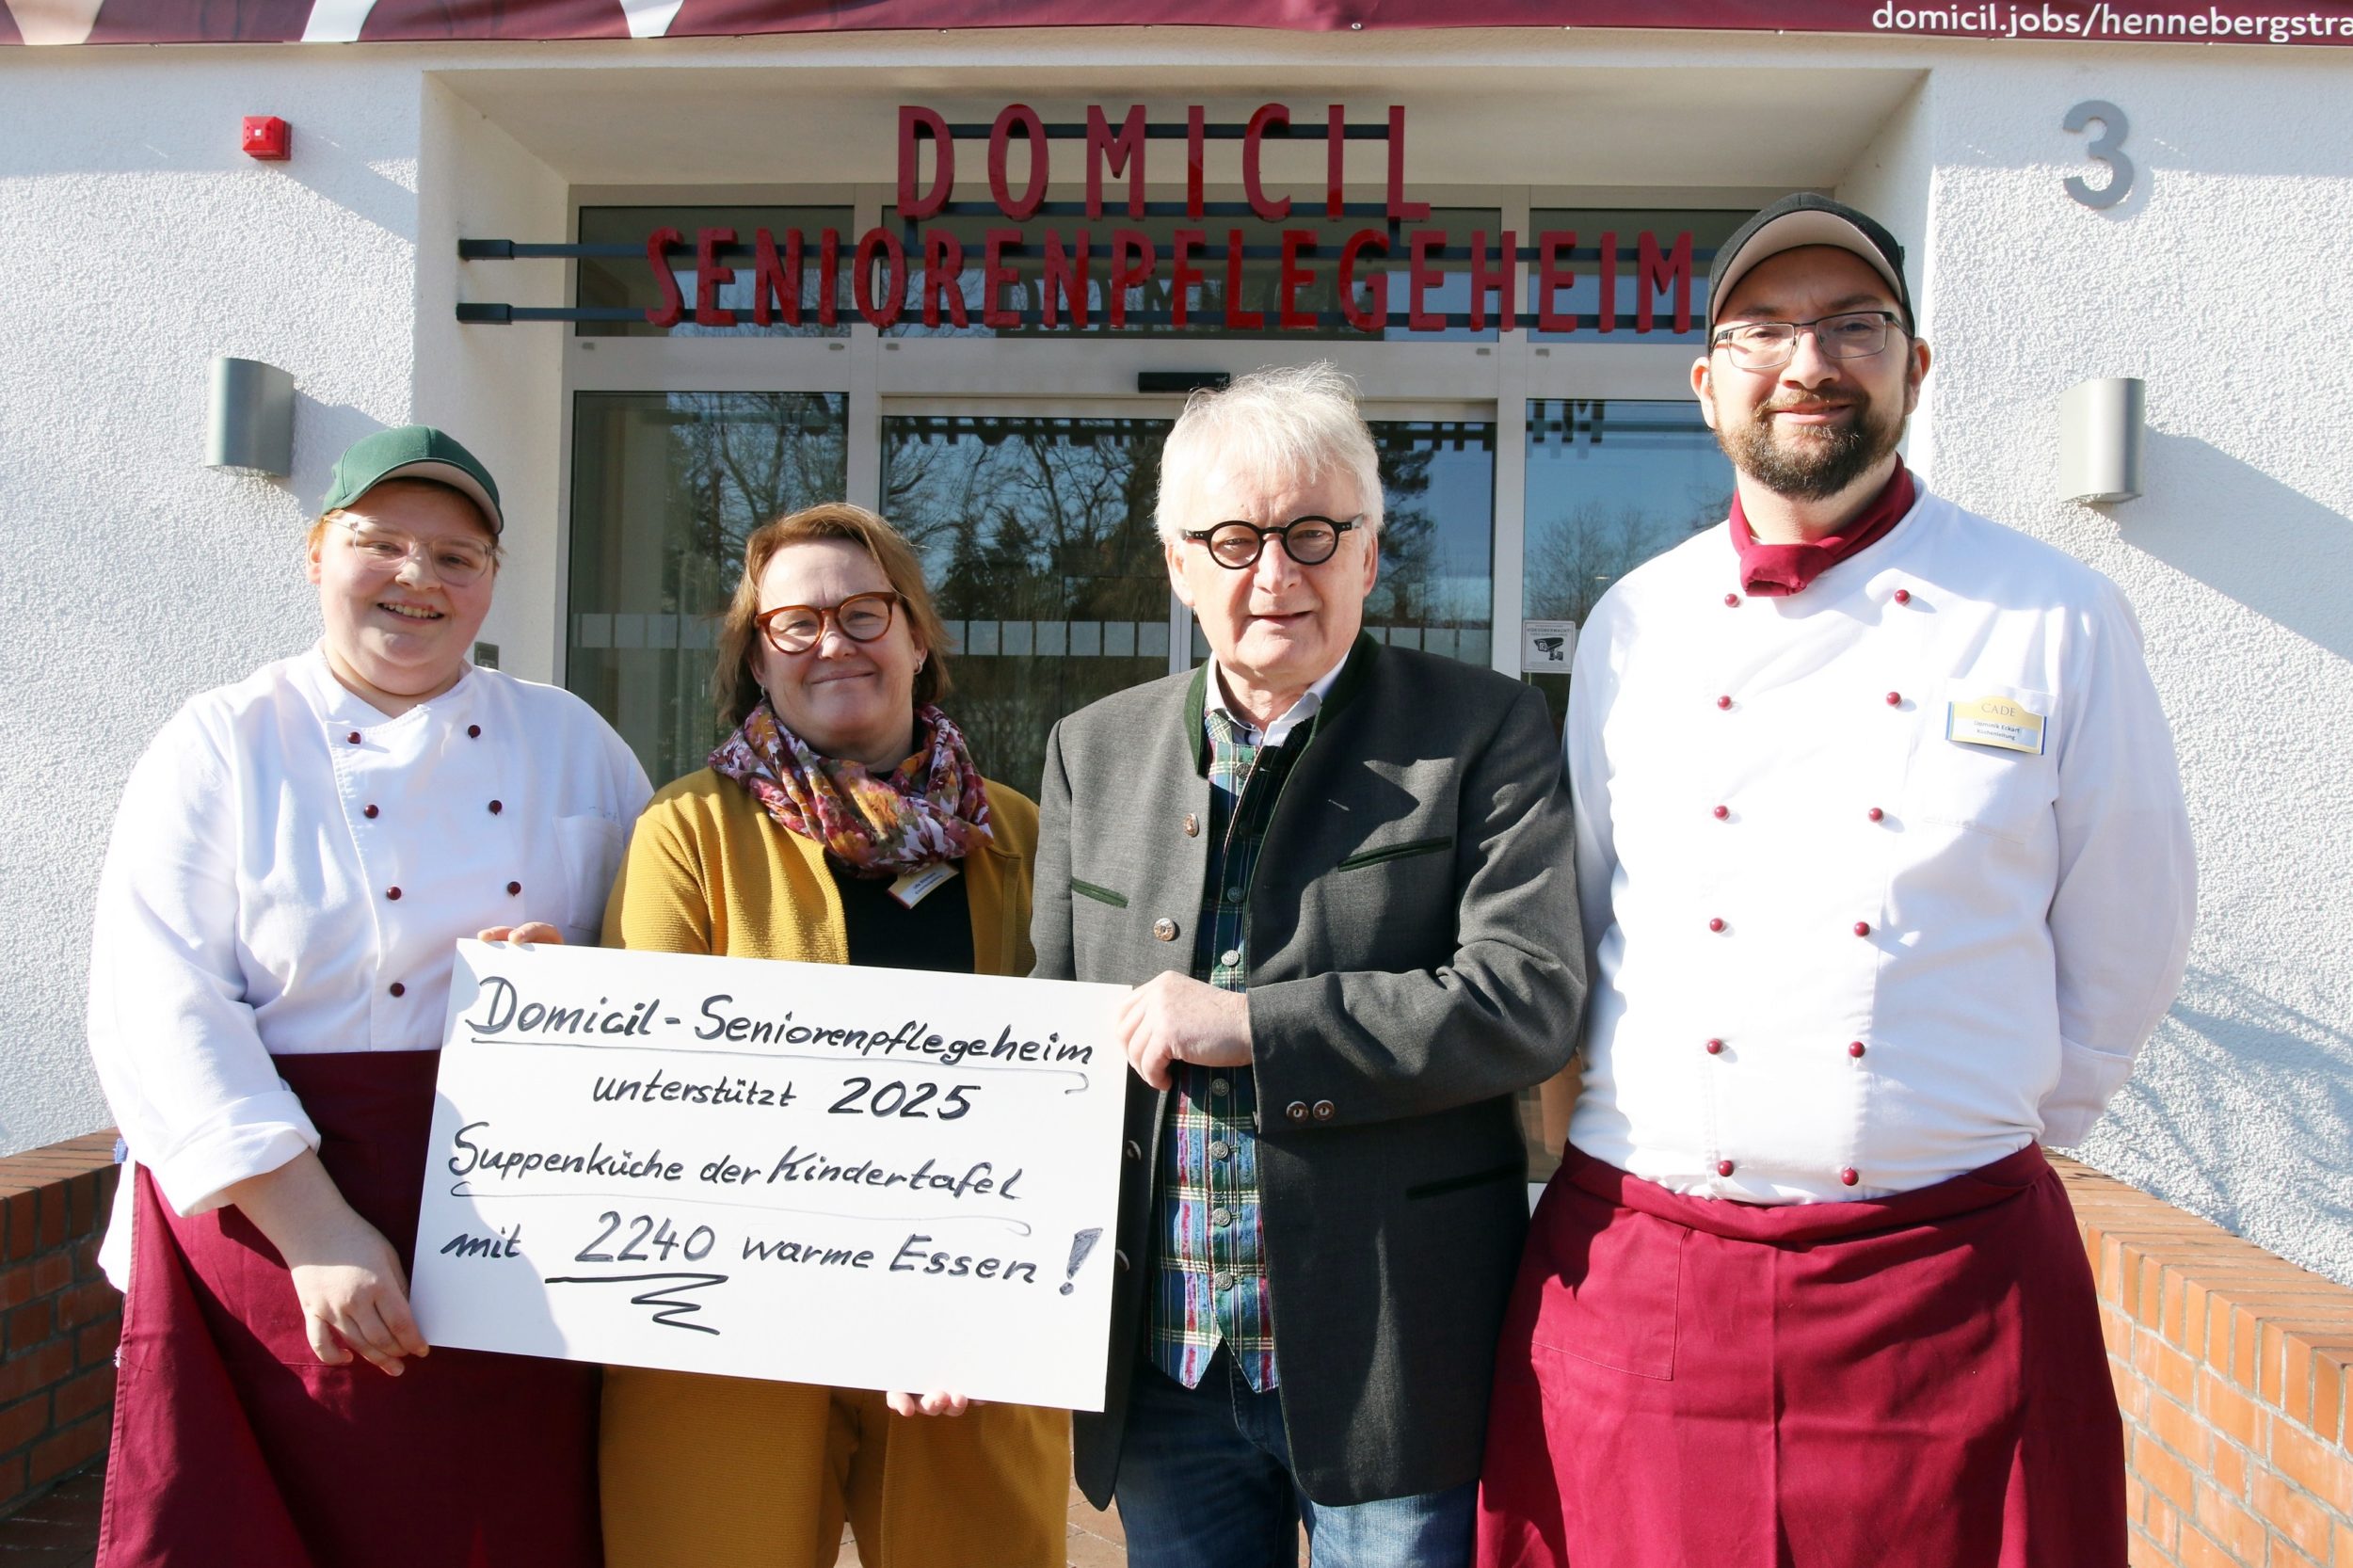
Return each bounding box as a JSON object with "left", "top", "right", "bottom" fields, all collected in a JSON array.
[
  {"left": 2109, "top": 430, "right": 2353, "bottom": 663},
  {"left": 0, "top": 75, "right": 423, "bottom": 250},
  {"left": 271, "top": 127, "right": 423, "bottom": 246},
  {"left": 2075, "top": 965, "right": 2353, "bottom": 1283},
  {"left": 297, "top": 394, "right": 389, "bottom": 499}
]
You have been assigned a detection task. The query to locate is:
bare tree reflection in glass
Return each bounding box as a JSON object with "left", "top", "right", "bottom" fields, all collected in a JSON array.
[
  {"left": 569, "top": 392, "right": 850, "bottom": 786},
  {"left": 1521, "top": 399, "right": 1734, "bottom": 723},
  {"left": 1364, "top": 421, "right": 1496, "bottom": 664},
  {"left": 883, "top": 415, "right": 1175, "bottom": 798}
]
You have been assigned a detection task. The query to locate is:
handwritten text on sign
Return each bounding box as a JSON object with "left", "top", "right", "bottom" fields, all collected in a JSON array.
[{"left": 410, "top": 941, "right": 1128, "bottom": 1411}]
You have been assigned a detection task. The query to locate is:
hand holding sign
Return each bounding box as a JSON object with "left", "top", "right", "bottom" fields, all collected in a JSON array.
[{"left": 410, "top": 941, "right": 1128, "bottom": 1410}]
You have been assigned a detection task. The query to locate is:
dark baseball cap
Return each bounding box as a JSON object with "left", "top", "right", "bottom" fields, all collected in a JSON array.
[
  {"left": 1705, "top": 194, "right": 1913, "bottom": 338},
  {"left": 323, "top": 425, "right": 504, "bottom": 535}
]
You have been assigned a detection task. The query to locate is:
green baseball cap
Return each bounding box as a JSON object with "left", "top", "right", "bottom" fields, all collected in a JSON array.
[{"left": 323, "top": 425, "right": 504, "bottom": 535}]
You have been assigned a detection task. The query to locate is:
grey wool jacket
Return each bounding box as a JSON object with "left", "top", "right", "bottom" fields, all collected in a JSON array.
[{"left": 1032, "top": 634, "right": 1586, "bottom": 1509}]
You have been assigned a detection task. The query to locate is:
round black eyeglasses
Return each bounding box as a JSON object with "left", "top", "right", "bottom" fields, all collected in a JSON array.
[{"left": 1181, "top": 515, "right": 1361, "bottom": 570}]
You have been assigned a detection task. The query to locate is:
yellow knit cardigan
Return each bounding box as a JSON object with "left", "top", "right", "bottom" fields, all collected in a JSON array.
[
  {"left": 593, "top": 768, "right": 1065, "bottom": 1568},
  {"left": 600, "top": 767, "right": 1037, "bottom": 974}
]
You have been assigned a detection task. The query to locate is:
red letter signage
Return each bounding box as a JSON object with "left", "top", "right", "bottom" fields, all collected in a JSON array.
[
  {"left": 695, "top": 227, "right": 738, "bottom": 327},
  {"left": 1406, "top": 229, "right": 1447, "bottom": 332},
  {"left": 1467, "top": 229, "right": 1515, "bottom": 334},
  {"left": 817, "top": 228, "right": 840, "bottom": 328},
  {"left": 614, "top": 105, "right": 1509, "bottom": 342},
  {"left": 1595, "top": 230, "right": 1617, "bottom": 333},
  {"left": 854, "top": 227, "right": 906, "bottom": 329},
  {"left": 1108, "top": 230, "right": 1156, "bottom": 329},
  {"left": 1638, "top": 230, "right": 1693, "bottom": 334},
  {"left": 1170, "top": 229, "right": 1206, "bottom": 329},
  {"left": 1242, "top": 104, "right": 1291, "bottom": 222},
  {"left": 989, "top": 104, "right": 1048, "bottom": 222},
  {"left": 752, "top": 228, "right": 801, "bottom": 327},
  {"left": 1337, "top": 229, "right": 1388, "bottom": 333},
  {"left": 1086, "top": 105, "right": 1146, "bottom": 220},
  {"left": 1042, "top": 230, "right": 1090, "bottom": 328},
  {"left": 1186, "top": 106, "right": 1207, "bottom": 219},
  {"left": 1223, "top": 228, "right": 1264, "bottom": 329},
  {"left": 1385, "top": 107, "right": 1429, "bottom": 221},
  {"left": 1325, "top": 104, "right": 1346, "bottom": 221},
  {"left": 1535, "top": 231, "right": 1576, "bottom": 333},
  {"left": 898, "top": 106, "right": 953, "bottom": 220},
  {"left": 982, "top": 229, "right": 1024, "bottom": 328},
  {"left": 1278, "top": 230, "right": 1318, "bottom": 331},
  {"left": 923, "top": 230, "right": 969, "bottom": 329},
  {"left": 644, "top": 227, "right": 684, "bottom": 328}
]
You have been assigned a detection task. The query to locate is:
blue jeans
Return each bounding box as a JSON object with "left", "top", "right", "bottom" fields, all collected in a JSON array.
[{"left": 1113, "top": 1350, "right": 1476, "bottom": 1568}]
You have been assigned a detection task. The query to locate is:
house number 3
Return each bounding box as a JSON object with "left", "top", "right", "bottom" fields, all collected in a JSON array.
[{"left": 2064, "top": 101, "right": 2134, "bottom": 210}]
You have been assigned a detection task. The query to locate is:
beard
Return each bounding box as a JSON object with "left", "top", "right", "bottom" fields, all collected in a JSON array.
[{"left": 1716, "top": 390, "right": 1905, "bottom": 503}]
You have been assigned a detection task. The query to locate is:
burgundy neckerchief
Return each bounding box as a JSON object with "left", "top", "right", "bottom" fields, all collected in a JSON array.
[{"left": 1729, "top": 459, "right": 1916, "bottom": 598}]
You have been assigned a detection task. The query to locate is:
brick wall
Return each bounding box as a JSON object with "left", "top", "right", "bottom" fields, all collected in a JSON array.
[
  {"left": 2057, "top": 1157, "right": 2353, "bottom": 1568},
  {"left": 0, "top": 1132, "right": 120, "bottom": 1517},
  {"left": 2, "top": 1134, "right": 2348, "bottom": 1564}
]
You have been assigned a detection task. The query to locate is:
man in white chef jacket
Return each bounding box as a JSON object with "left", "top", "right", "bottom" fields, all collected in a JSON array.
[{"left": 1475, "top": 194, "right": 2197, "bottom": 1568}]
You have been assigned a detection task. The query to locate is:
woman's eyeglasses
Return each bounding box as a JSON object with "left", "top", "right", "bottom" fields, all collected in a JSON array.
[
  {"left": 336, "top": 519, "right": 495, "bottom": 585},
  {"left": 755, "top": 591, "right": 904, "bottom": 654}
]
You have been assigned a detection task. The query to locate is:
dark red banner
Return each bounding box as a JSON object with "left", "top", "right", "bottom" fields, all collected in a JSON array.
[{"left": 7, "top": 0, "right": 2346, "bottom": 49}]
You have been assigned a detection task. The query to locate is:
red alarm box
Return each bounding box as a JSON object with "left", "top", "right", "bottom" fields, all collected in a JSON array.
[{"left": 242, "top": 117, "right": 291, "bottom": 161}]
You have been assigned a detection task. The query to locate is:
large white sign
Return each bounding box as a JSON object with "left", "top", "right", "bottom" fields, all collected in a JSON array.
[{"left": 410, "top": 940, "right": 1129, "bottom": 1411}]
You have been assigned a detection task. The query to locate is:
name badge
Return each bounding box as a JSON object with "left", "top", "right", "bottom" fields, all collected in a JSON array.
[
  {"left": 1946, "top": 693, "right": 2047, "bottom": 755},
  {"left": 888, "top": 860, "right": 961, "bottom": 909}
]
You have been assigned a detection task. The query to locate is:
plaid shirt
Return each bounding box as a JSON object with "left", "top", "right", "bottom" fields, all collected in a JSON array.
[{"left": 1148, "top": 705, "right": 1307, "bottom": 1392}]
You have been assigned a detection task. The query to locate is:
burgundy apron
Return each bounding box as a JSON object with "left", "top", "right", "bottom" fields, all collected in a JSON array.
[
  {"left": 98, "top": 1050, "right": 601, "bottom": 1568},
  {"left": 1476, "top": 1143, "right": 2123, "bottom": 1568}
]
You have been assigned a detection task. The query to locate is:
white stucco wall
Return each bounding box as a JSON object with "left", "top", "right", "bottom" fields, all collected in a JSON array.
[
  {"left": 1872, "top": 48, "right": 2353, "bottom": 1279},
  {"left": 4, "top": 25, "right": 2350, "bottom": 1286},
  {"left": 0, "top": 47, "right": 569, "bottom": 1160},
  {"left": 414, "top": 73, "right": 568, "bottom": 674},
  {"left": 0, "top": 48, "right": 426, "bottom": 1159},
  {"left": 1840, "top": 73, "right": 1941, "bottom": 477}
]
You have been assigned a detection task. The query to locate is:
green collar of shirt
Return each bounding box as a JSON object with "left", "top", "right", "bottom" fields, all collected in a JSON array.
[{"left": 1185, "top": 632, "right": 1379, "bottom": 776}]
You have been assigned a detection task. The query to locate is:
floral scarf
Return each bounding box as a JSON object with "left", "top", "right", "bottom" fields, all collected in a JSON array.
[{"left": 709, "top": 700, "right": 993, "bottom": 877}]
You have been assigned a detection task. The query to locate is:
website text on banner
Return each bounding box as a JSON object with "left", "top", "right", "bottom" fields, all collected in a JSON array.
[
  {"left": 11, "top": 0, "right": 2350, "bottom": 48},
  {"left": 408, "top": 940, "right": 1128, "bottom": 1412}
]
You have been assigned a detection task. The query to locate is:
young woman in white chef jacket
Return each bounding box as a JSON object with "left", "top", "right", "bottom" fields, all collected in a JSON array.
[{"left": 85, "top": 426, "right": 650, "bottom": 1568}]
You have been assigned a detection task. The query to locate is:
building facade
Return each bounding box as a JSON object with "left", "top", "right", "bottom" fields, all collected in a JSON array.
[{"left": 5, "top": 9, "right": 2351, "bottom": 1278}]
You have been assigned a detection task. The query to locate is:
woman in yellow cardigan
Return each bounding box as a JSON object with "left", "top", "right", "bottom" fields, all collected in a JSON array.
[{"left": 598, "top": 502, "right": 1068, "bottom": 1568}]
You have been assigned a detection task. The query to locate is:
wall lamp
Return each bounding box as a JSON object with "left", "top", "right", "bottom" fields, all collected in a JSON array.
[
  {"left": 206, "top": 356, "right": 295, "bottom": 477},
  {"left": 2057, "top": 376, "right": 2145, "bottom": 504}
]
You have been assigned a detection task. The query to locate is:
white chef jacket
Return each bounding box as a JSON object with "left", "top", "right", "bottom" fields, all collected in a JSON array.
[
  {"left": 88, "top": 648, "right": 651, "bottom": 1277},
  {"left": 1565, "top": 487, "right": 2195, "bottom": 1203}
]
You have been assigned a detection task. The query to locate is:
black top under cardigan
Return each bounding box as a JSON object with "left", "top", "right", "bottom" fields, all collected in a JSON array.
[{"left": 828, "top": 859, "right": 975, "bottom": 974}]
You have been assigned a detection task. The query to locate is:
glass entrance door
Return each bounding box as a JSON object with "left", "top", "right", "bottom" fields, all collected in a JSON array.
[
  {"left": 1520, "top": 399, "right": 1735, "bottom": 724},
  {"left": 568, "top": 390, "right": 850, "bottom": 789},
  {"left": 560, "top": 191, "right": 1760, "bottom": 1198},
  {"left": 565, "top": 386, "right": 1678, "bottom": 1187},
  {"left": 874, "top": 405, "right": 1504, "bottom": 799},
  {"left": 1357, "top": 418, "right": 1497, "bottom": 666},
  {"left": 568, "top": 392, "right": 1501, "bottom": 801},
  {"left": 880, "top": 410, "right": 1176, "bottom": 799}
]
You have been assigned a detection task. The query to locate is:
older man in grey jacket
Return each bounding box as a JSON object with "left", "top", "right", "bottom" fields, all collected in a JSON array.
[{"left": 1032, "top": 362, "right": 1584, "bottom": 1568}]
